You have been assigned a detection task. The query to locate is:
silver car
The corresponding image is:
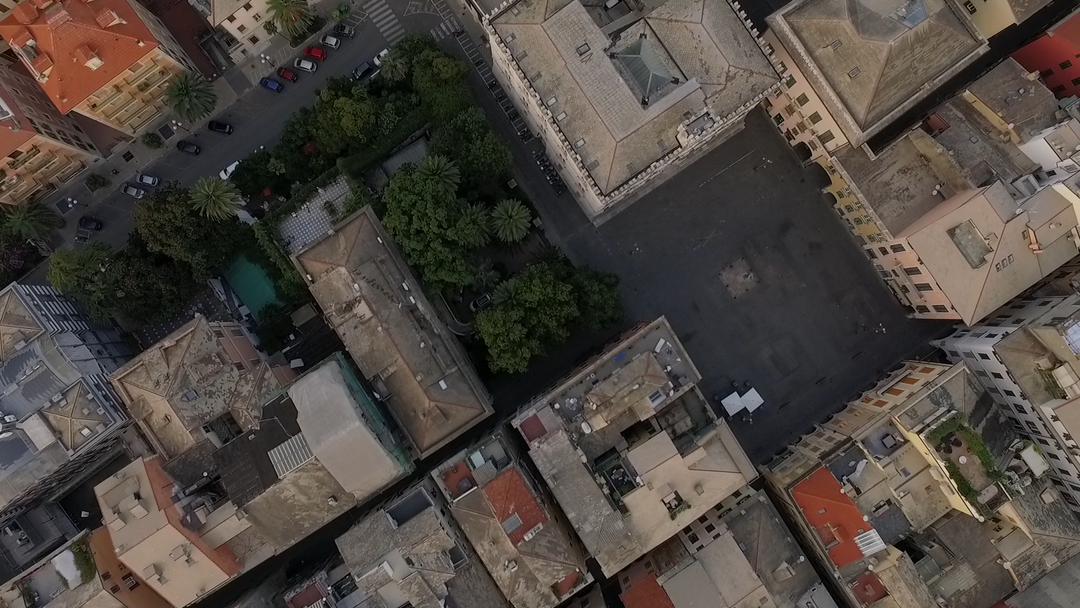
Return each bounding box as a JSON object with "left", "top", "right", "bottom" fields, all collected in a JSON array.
[
  {"left": 294, "top": 58, "right": 318, "bottom": 73},
  {"left": 135, "top": 173, "right": 159, "bottom": 187},
  {"left": 121, "top": 184, "right": 146, "bottom": 199},
  {"left": 320, "top": 35, "right": 341, "bottom": 49}
]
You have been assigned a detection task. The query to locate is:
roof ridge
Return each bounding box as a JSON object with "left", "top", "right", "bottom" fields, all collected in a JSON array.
[{"left": 967, "top": 213, "right": 1010, "bottom": 323}]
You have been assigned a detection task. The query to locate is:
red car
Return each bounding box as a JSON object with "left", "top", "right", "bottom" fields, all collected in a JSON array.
[
  {"left": 303, "top": 46, "right": 328, "bottom": 61},
  {"left": 276, "top": 66, "right": 299, "bottom": 82}
]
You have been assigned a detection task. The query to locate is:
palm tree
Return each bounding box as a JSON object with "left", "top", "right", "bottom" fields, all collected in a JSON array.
[
  {"left": 190, "top": 177, "right": 243, "bottom": 221},
  {"left": 473, "top": 259, "right": 500, "bottom": 291},
  {"left": 267, "top": 0, "right": 314, "bottom": 39},
  {"left": 417, "top": 155, "right": 460, "bottom": 191},
  {"left": 493, "top": 278, "right": 518, "bottom": 306},
  {"left": 165, "top": 72, "right": 217, "bottom": 122},
  {"left": 380, "top": 53, "right": 409, "bottom": 82},
  {"left": 4, "top": 200, "right": 58, "bottom": 240},
  {"left": 531, "top": 242, "right": 567, "bottom": 267},
  {"left": 491, "top": 199, "right": 531, "bottom": 243},
  {"left": 460, "top": 202, "right": 490, "bottom": 248}
]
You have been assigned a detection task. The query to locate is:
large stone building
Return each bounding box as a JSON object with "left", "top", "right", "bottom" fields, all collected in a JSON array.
[
  {"left": 767, "top": 0, "right": 988, "bottom": 148},
  {"left": 0, "top": 62, "right": 102, "bottom": 206},
  {"left": 189, "top": 0, "right": 273, "bottom": 65},
  {"left": 292, "top": 206, "right": 493, "bottom": 459},
  {"left": 0, "top": 0, "right": 198, "bottom": 137},
  {"left": 484, "top": 0, "right": 779, "bottom": 224},
  {"left": 0, "top": 283, "right": 131, "bottom": 569},
  {"left": 509, "top": 317, "right": 758, "bottom": 577}
]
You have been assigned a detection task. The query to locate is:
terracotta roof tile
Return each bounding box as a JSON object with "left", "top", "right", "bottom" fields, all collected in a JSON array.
[
  {"left": 8, "top": 28, "right": 30, "bottom": 46},
  {"left": 791, "top": 467, "right": 871, "bottom": 568},
  {"left": 620, "top": 574, "right": 675, "bottom": 608},
  {"left": 0, "top": 0, "right": 160, "bottom": 114},
  {"left": 482, "top": 467, "right": 547, "bottom": 546},
  {"left": 10, "top": 4, "right": 36, "bottom": 24}
]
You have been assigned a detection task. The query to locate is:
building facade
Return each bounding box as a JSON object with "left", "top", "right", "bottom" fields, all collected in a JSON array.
[
  {"left": 485, "top": 0, "right": 779, "bottom": 224},
  {"left": 0, "top": 62, "right": 101, "bottom": 206},
  {"left": 1013, "top": 8, "right": 1080, "bottom": 99},
  {"left": 0, "top": 0, "right": 199, "bottom": 137},
  {"left": 189, "top": 0, "right": 273, "bottom": 65}
]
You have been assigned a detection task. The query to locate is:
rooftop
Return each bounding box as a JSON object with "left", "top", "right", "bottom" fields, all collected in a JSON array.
[
  {"left": 290, "top": 356, "right": 409, "bottom": 501},
  {"left": 900, "top": 182, "right": 1080, "bottom": 325},
  {"left": 109, "top": 317, "right": 282, "bottom": 459},
  {"left": 213, "top": 393, "right": 302, "bottom": 507},
  {"left": 335, "top": 488, "right": 458, "bottom": 608},
  {"left": 490, "top": 0, "right": 777, "bottom": 197},
  {"left": 768, "top": 0, "right": 985, "bottom": 144},
  {"left": 432, "top": 435, "right": 589, "bottom": 608},
  {"left": 93, "top": 457, "right": 242, "bottom": 608},
  {"left": 0, "top": 288, "right": 43, "bottom": 363},
  {"left": 291, "top": 206, "right": 492, "bottom": 458},
  {"left": 831, "top": 132, "right": 972, "bottom": 238},
  {"left": 512, "top": 318, "right": 756, "bottom": 576},
  {"left": 0, "top": 0, "right": 161, "bottom": 114},
  {"left": 790, "top": 467, "right": 878, "bottom": 568},
  {"left": 964, "top": 58, "right": 1059, "bottom": 144}
]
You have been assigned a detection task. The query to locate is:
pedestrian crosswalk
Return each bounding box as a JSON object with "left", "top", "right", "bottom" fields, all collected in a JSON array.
[
  {"left": 363, "top": 0, "right": 406, "bottom": 45},
  {"left": 429, "top": 17, "right": 460, "bottom": 40}
]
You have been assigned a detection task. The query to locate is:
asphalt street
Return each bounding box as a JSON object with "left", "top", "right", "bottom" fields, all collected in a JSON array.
[{"left": 72, "top": 5, "right": 455, "bottom": 250}]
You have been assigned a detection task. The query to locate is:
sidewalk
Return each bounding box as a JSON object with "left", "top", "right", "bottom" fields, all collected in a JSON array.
[
  {"left": 232, "top": 3, "right": 342, "bottom": 88},
  {"left": 46, "top": 77, "right": 240, "bottom": 246}
]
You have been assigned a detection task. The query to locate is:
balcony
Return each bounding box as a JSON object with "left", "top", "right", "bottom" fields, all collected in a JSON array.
[
  {"left": 55, "top": 160, "right": 86, "bottom": 183},
  {"left": 7, "top": 146, "right": 41, "bottom": 171}
]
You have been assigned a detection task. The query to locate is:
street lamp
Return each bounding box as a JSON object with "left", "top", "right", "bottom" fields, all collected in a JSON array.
[
  {"left": 260, "top": 53, "right": 276, "bottom": 67},
  {"left": 65, "top": 198, "right": 86, "bottom": 210},
  {"left": 170, "top": 120, "right": 189, "bottom": 133}
]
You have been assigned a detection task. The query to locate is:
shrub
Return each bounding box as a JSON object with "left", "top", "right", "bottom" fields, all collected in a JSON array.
[
  {"left": 140, "top": 132, "right": 164, "bottom": 148},
  {"left": 85, "top": 173, "right": 110, "bottom": 192}
]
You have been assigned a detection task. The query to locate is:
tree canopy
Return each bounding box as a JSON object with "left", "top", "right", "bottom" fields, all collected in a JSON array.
[
  {"left": 431, "top": 108, "right": 512, "bottom": 188},
  {"left": 133, "top": 183, "right": 235, "bottom": 279}
]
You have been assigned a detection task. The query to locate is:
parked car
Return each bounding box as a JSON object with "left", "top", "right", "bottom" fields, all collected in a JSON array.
[
  {"left": 121, "top": 184, "right": 146, "bottom": 199},
  {"left": 276, "top": 67, "right": 299, "bottom": 83},
  {"left": 373, "top": 48, "right": 389, "bottom": 66},
  {"left": 293, "top": 58, "right": 318, "bottom": 73},
  {"left": 303, "top": 46, "right": 328, "bottom": 61},
  {"left": 135, "top": 173, "right": 159, "bottom": 187},
  {"left": 260, "top": 77, "right": 284, "bottom": 92},
  {"left": 220, "top": 161, "right": 240, "bottom": 180},
  {"left": 320, "top": 35, "right": 341, "bottom": 49},
  {"left": 469, "top": 293, "right": 493, "bottom": 312},
  {"left": 352, "top": 62, "right": 374, "bottom": 81},
  {"left": 78, "top": 216, "right": 104, "bottom": 231},
  {"left": 333, "top": 24, "right": 355, "bottom": 38},
  {"left": 176, "top": 140, "right": 201, "bottom": 155},
  {"left": 207, "top": 120, "right": 233, "bottom": 134}
]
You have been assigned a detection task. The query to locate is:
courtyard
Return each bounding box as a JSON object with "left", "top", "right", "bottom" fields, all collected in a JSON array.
[{"left": 531, "top": 110, "right": 950, "bottom": 463}]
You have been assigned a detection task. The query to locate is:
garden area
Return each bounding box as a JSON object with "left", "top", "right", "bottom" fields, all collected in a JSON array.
[{"left": 227, "top": 35, "right": 624, "bottom": 374}]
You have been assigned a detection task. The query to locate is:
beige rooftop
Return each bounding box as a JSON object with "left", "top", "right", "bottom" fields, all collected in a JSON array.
[
  {"left": 109, "top": 317, "right": 281, "bottom": 459},
  {"left": 768, "top": 0, "right": 985, "bottom": 144},
  {"left": 491, "top": 0, "right": 777, "bottom": 194},
  {"left": 0, "top": 289, "right": 42, "bottom": 363},
  {"left": 292, "top": 207, "right": 492, "bottom": 458},
  {"left": 900, "top": 182, "right": 1080, "bottom": 324}
]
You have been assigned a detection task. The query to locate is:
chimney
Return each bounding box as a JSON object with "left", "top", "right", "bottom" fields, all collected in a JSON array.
[
  {"left": 30, "top": 53, "right": 52, "bottom": 75},
  {"left": 11, "top": 4, "right": 38, "bottom": 24},
  {"left": 75, "top": 44, "right": 102, "bottom": 70},
  {"left": 44, "top": 4, "right": 71, "bottom": 26},
  {"left": 28, "top": 0, "right": 53, "bottom": 9},
  {"left": 94, "top": 7, "right": 123, "bottom": 28}
]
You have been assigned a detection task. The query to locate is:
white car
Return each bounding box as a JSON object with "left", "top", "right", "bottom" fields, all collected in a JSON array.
[
  {"left": 293, "top": 58, "right": 318, "bottom": 73},
  {"left": 220, "top": 161, "right": 240, "bottom": 180},
  {"left": 320, "top": 35, "right": 341, "bottom": 49},
  {"left": 373, "top": 48, "right": 389, "bottom": 66},
  {"left": 135, "top": 173, "right": 159, "bottom": 187}
]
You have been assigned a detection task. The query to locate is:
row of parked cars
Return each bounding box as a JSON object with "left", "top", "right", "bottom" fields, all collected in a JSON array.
[{"left": 259, "top": 26, "right": 355, "bottom": 92}]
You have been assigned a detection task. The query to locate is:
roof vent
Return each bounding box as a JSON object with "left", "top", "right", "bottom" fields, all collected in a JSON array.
[
  {"left": 829, "top": 39, "right": 842, "bottom": 50},
  {"left": 94, "top": 8, "right": 124, "bottom": 28},
  {"left": 576, "top": 43, "right": 590, "bottom": 57},
  {"left": 75, "top": 44, "right": 102, "bottom": 70},
  {"left": 848, "top": 67, "right": 860, "bottom": 79},
  {"left": 44, "top": 4, "right": 71, "bottom": 26}
]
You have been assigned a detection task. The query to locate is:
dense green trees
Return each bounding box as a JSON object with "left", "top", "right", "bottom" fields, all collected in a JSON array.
[
  {"left": 165, "top": 72, "right": 217, "bottom": 122},
  {"left": 491, "top": 199, "right": 531, "bottom": 243},
  {"left": 133, "top": 183, "right": 235, "bottom": 278},
  {"left": 431, "top": 108, "right": 513, "bottom": 189},
  {"left": 3, "top": 201, "right": 59, "bottom": 240},
  {"left": 190, "top": 177, "right": 244, "bottom": 220},
  {"left": 475, "top": 261, "right": 622, "bottom": 374}
]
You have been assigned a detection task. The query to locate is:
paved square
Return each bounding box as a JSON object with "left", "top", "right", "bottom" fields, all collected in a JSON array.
[{"left": 550, "top": 110, "right": 950, "bottom": 463}]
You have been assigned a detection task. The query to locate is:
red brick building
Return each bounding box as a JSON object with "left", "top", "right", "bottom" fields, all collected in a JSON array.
[{"left": 1013, "top": 8, "right": 1080, "bottom": 99}]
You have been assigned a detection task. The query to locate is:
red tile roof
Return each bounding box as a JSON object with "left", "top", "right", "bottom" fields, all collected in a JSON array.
[
  {"left": 519, "top": 413, "right": 547, "bottom": 442},
  {"left": 620, "top": 574, "right": 675, "bottom": 608},
  {"left": 482, "top": 467, "right": 547, "bottom": 546},
  {"left": 852, "top": 571, "right": 888, "bottom": 604},
  {"left": 0, "top": 0, "right": 160, "bottom": 114},
  {"left": 791, "top": 467, "right": 871, "bottom": 568},
  {"left": 0, "top": 84, "right": 36, "bottom": 158}
]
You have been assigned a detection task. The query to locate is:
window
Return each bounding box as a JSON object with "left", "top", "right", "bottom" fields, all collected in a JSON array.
[
  {"left": 1028, "top": 421, "right": 1042, "bottom": 433},
  {"left": 914, "top": 283, "right": 933, "bottom": 292},
  {"left": 963, "top": 0, "right": 976, "bottom": 13},
  {"left": 1073, "top": 77, "right": 1080, "bottom": 87},
  {"left": 916, "top": 305, "right": 930, "bottom": 313},
  {"left": 783, "top": 75, "right": 796, "bottom": 88},
  {"left": 1061, "top": 60, "right": 1074, "bottom": 70},
  {"left": 978, "top": 352, "right": 990, "bottom": 360},
  {"left": 1015, "top": 403, "right": 1028, "bottom": 413},
  {"left": 991, "top": 372, "right": 1003, "bottom": 379},
  {"left": 248, "top": 35, "right": 260, "bottom": 44},
  {"left": 237, "top": 23, "right": 247, "bottom": 32},
  {"left": 890, "top": 244, "right": 905, "bottom": 253},
  {"left": 819, "top": 130, "right": 835, "bottom": 144},
  {"left": 878, "top": 247, "right": 889, "bottom": 256},
  {"left": 230, "top": 328, "right": 244, "bottom": 337},
  {"left": 242, "top": 1, "right": 252, "bottom": 8},
  {"left": 795, "top": 93, "right": 810, "bottom": 106},
  {"left": 1048, "top": 452, "right": 1061, "bottom": 460},
  {"left": 123, "top": 575, "right": 139, "bottom": 590},
  {"left": 903, "top": 267, "right": 922, "bottom": 276},
  {"left": 933, "top": 305, "right": 949, "bottom": 313},
  {"left": 226, "top": 14, "right": 236, "bottom": 22},
  {"left": 808, "top": 111, "right": 822, "bottom": 125},
  {"left": 1041, "top": 68, "right": 1055, "bottom": 79},
  {"left": 253, "top": 12, "right": 262, "bottom": 21}
]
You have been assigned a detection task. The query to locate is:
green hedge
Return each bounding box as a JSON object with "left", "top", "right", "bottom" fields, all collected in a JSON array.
[
  {"left": 336, "top": 109, "right": 430, "bottom": 180},
  {"left": 252, "top": 222, "right": 306, "bottom": 296}
]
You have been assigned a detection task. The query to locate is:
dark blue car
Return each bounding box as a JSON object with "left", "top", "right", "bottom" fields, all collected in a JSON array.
[{"left": 259, "top": 77, "right": 284, "bottom": 92}]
